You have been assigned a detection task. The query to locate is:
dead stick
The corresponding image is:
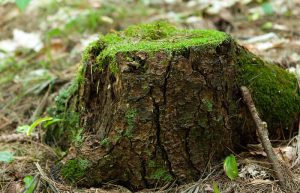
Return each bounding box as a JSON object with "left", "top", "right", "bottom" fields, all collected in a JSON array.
[{"left": 240, "top": 86, "right": 286, "bottom": 189}]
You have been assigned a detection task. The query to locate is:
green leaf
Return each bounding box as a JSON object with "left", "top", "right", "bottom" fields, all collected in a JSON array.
[
  {"left": 43, "top": 118, "right": 62, "bottom": 128},
  {"left": 15, "top": 0, "right": 31, "bottom": 11},
  {"left": 16, "top": 125, "right": 30, "bottom": 134},
  {"left": 224, "top": 154, "right": 238, "bottom": 180},
  {"left": 27, "top": 117, "right": 53, "bottom": 135},
  {"left": 17, "top": 117, "right": 57, "bottom": 135},
  {"left": 0, "top": 151, "right": 14, "bottom": 163},
  {"left": 213, "top": 182, "right": 220, "bottom": 193},
  {"left": 23, "top": 175, "right": 35, "bottom": 193}
]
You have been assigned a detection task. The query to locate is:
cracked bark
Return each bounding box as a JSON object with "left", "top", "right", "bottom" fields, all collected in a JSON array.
[{"left": 154, "top": 101, "right": 175, "bottom": 177}]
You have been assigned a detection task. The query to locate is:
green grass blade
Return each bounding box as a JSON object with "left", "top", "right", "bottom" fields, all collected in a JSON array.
[{"left": 27, "top": 117, "right": 53, "bottom": 135}]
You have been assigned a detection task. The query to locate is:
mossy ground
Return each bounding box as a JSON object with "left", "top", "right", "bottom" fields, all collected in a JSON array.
[
  {"left": 82, "top": 21, "right": 229, "bottom": 71},
  {"left": 237, "top": 48, "right": 300, "bottom": 129},
  {"left": 61, "top": 158, "right": 91, "bottom": 183}
]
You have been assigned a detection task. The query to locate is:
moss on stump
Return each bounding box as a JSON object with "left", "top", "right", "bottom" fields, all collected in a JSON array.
[{"left": 47, "top": 22, "right": 300, "bottom": 190}]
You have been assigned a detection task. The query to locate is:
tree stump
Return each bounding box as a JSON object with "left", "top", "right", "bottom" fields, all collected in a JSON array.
[{"left": 47, "top": 22, "right": 300, "bottom": 190}]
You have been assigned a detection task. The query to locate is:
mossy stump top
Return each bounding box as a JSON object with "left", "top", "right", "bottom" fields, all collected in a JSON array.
[
  {"left": 49, "top": 22, "right": 300, "bottom": 191},
  {"left": 82, "top": 21, "right": 229, "bottom": 73}
]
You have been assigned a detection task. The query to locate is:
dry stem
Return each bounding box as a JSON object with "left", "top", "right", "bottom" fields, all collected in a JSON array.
[{"left": 240, "top": 86, "right": 286, "bottom": 190}]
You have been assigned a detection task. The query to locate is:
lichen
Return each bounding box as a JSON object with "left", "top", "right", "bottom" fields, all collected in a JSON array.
[
  {"left": 61, "top": 158, "right": 91, "bottom": 183},
  {"left": 237, "top": 48, "right": 300, "bottom": 129},
  {"left": 83, "top": 21, "right": 228, "bottom": 72}
]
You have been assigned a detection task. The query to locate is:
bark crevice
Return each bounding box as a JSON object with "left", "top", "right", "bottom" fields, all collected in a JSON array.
[{"left": 151, "top": 85, "right": 175, "bottom": 179}]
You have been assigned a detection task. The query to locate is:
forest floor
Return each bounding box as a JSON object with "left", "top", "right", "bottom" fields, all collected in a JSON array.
[{"left": 1, "top": 0, "right": 300, "bottom": 192}]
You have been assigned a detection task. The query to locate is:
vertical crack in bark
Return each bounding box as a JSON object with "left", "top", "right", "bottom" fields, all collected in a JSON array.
[
  {"left": 162, "top": 59, "right": 172, "bottom": 105},
  {"left": 140, "top": 158, "right": 149, "bottom": 188},
  {"left": 145, "top": 54, "right": 175, "bottom": 180},
  {"left": 159, "top": 54, "right": 175, "bottom": 177},
  {"left": 153, "top": 102, "right": 175, "bottom": 178},
  {"left": 104, "top": 74, "right": 117, "bottom": 136},
  {"left": 184, "top": 128, "right": 200, "bottom": 177}
]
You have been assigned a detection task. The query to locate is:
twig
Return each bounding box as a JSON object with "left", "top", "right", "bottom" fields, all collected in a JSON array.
[
  {"left": 240, "top": 86, "right": 286, "bottom": 190},
  {"left": 0, "top": 133, "right": 38, "bottom": 143},
  {"left": 35, "top": 162, "right": 75, "bottom": 192}
]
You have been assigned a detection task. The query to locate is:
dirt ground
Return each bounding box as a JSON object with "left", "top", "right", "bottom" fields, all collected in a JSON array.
[{"left": 1, "top": 0, "right": 300, "bottom": 192}]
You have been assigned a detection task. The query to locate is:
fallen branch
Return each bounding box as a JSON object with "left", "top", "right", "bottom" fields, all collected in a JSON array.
[
  {"left": 0, "top": 133, "right": 38, "bottom": 143},
  {"left": 240, "top": 86, "right": 286, "bottom": 189}
]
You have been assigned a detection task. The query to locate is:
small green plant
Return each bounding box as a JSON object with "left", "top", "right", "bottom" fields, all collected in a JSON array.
[
  {"left": 16, "top": 117, "right": 60, "bottom": 136},
  {"left": 71, "top": 128, "right": 84, "bottom": 147},
  {"left": 23, "top": 175, "right": 36, "bottom": 193},
  {"left": 0, "top": 151, "right": 14, "bottom": 163},
  {"left": 224, "top": 154, "right": 238, "bottom": 180},
  {"left": 150, "top": 168, "right": 173, "bottom": 182},
  {"left": 213, "top": 182, "right": 220, "bottom": 193}
]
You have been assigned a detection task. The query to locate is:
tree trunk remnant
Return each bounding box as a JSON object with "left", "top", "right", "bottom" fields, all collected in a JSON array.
[{"left": 47, "top": 22, "right": 300, "bottom": 190}]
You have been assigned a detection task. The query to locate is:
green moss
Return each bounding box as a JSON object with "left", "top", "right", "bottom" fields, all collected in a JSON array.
[
  {"left": 61, "top": 158, "right": 91, "bottom": 182},
  {"left": 149, "top": 168, "right": 173, "bottom": 182},
  {"left": 124, "top": 21, "right": 177, "bottom": 40},
  {"left": 147, "top": 160, "right": 156, "bottom": 168},
  {"left": 55, "top": 80, "right": 78, "bottom": 113},
  {"left": 100, "top": 137, "right": 110, "bottom": 146},
  {"left": 76, "top": 65, "right": 85, "bottom": 85},
  {"left": 82, "top": 38, "right": 104, "bottom": 63},
  {"left": 71, "top": 128, "right": 84, "bottom": 147},
  {"left": 83, "top": 21, "right": 228, "bottom": 72},
  {"left": 146, "top": 159, "right": 173, "bottom": 182},
  {"left": 238, "top": 49, "right": 300, "bottom": 128},
  {"left": 124, "top": 108, "right": 137, "bottom": 138},
  {"left": 112, "top": 134, "right": 122, "bottom": 143},
  {"left": 108, "top": 61, "right": 120, "bottom": 74},
  {"left": 201, "top": 98, "right": 213, "bottom": 112}
]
